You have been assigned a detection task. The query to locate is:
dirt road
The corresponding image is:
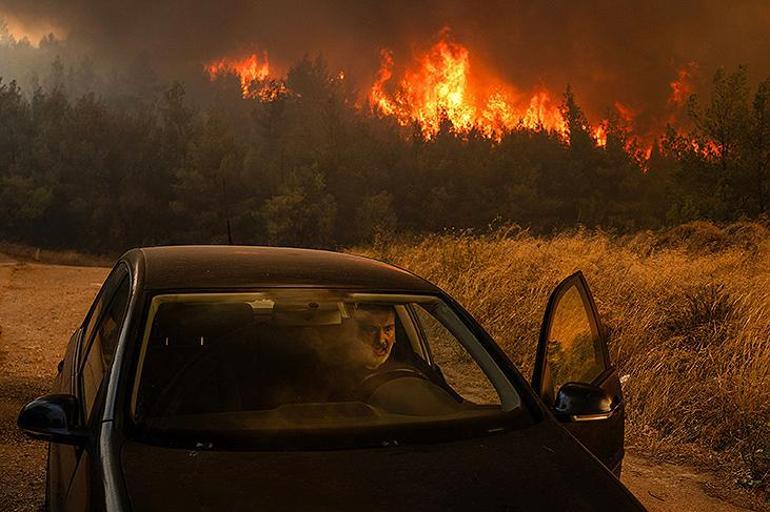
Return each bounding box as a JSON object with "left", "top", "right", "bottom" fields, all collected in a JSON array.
[
  {"left": 0, "top": 259, "right": 108, "bottom": 512},
  {"left": 0, "top": 258, "right": 765, "bottom": 511}
]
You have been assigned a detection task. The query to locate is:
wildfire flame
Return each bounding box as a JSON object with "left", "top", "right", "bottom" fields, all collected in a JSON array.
[
  {"left": 593, "top": 123, "right": 608, "bottom": 147},
  {"left": 370, "top": 39, "right": 476, "bottom": 136},
  {"left": 205, "top": 51, "right": 273, "bottom": 99},
  {"left": 368, "top": 33, "right": 567, "bottom": 140},
  {"left": 520, "top": 90, "right": 566, "bottom": 135},
  {"left": 370, "top": 49, "right": 398, "bottom": 117},
  {"left": 614, "top": 101, "right": 635, "bottom": 123},
  {"left": 669, "top": 64, "right": 695, "bottom": 106},
  {"left": 202, "top": 33, "right": 715, "bottom": 161}
]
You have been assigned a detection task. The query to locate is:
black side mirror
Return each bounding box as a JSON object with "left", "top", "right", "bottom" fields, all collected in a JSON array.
[
  {"left": 553, "top": 382, "right": 615, "bottom": 422},
  {"left": 18, "top": 394, "right": 89, "bottom": 445}
]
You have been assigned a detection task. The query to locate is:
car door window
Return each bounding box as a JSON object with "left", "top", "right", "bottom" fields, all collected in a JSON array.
[
  {"left": 79, "top": 276, "right": 130, "bottom": 421},
  {"left": 79, "top": 267, "right": 127, "bottom": 363},
  {"left": 545, "top": 283, "right": 606, "bottom": 394},
  {"left": 413, "top": 305, "right": 501, "bottom": 406}
]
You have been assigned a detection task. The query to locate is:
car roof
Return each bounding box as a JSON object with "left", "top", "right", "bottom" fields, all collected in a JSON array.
[{"left": 122, "top": 245, "right": 439, "bottom": 293}]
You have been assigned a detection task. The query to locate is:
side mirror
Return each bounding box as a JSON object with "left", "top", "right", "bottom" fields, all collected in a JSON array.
[
  {"left": 553, "top": 382, "right": 615, "bottom": 422},
  {"left": 18, "top": 394, "right": 89, "bottom": 445}
]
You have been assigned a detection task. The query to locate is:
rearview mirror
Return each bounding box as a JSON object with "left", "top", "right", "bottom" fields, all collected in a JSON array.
[
  {"left": 17, "top": 394, "right": 89, "bottom": 445},
  {"left": 553, "top": 382, "right": 615, "bottom": 422}
]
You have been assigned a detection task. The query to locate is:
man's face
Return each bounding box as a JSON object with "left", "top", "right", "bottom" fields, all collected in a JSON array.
[{"left": 353, "top": 307, "right": 396, "bottom": 369}]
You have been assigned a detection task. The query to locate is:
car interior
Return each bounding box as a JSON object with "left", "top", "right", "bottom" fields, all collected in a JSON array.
[{"left": 133, "top": 296, "right": 502, "bottom": 430}]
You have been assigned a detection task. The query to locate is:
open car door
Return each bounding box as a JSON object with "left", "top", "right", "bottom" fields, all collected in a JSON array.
[{"left": 532, "top": 271, "right": 625, "bottom": 476}]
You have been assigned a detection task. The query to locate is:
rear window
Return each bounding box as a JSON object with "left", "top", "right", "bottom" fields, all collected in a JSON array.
[{"left": 130, "top": 290, "right": 523, "bottom": 444}]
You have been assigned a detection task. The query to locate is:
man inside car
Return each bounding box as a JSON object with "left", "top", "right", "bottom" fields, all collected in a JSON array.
[
  {"left": 341, "top": 304, "right": 462, "bottom": 415},
  {"left": 349, "top": 304, "right": 397, "bottom": 370}
]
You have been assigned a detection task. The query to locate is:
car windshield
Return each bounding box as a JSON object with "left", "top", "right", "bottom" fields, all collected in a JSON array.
[{"left": 131, "top": 290, "right": 525, "bottom": 445}]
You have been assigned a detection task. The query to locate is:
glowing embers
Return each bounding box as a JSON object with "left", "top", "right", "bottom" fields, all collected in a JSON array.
[
  {"left": 368, "top": 33, "right": 566, "bottom": 140},
  {"left": 205, "top": 51, "right": 284, "bottom": 100}
]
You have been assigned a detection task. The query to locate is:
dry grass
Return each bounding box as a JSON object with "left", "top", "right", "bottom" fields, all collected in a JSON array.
[{"left": 355, "top": 222, "right": 770, "bottom": 490}]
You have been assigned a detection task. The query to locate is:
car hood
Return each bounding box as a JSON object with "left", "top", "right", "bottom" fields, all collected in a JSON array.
[{"left": 120, "top": 420, "right": 644, "bottom": 512}]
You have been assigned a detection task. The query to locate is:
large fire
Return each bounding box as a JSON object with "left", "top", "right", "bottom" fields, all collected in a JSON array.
[
  {"left": 368, "top": 35, "right": 567, "bottom": 140},
  {"left": 370, "top": 40, "right": 477, "bottom": 136},
  {"left": 203, "top": 33, "right": 712, "bottom": 160}
]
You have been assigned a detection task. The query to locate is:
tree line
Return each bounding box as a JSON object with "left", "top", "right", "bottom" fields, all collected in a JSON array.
[{"left": 1, "top": 56, "right": 769, "bottom": 253}]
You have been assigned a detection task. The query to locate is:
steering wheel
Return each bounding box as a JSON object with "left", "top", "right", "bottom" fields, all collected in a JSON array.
[{"left": 356, "top": 366, "right": 428, "bottom": 402}]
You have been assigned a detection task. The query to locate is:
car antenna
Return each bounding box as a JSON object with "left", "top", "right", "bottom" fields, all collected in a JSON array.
[
  {"left": 226, "top": 218, "right": 233, "bottom": 245},
  {"left": 221, "top": 173, "right": 234, "bottom": 245}
]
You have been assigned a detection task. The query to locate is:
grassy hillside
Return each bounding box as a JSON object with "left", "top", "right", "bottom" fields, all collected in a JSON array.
[{"left": 356, "top": 221, "right": 770, "bottom": 490}]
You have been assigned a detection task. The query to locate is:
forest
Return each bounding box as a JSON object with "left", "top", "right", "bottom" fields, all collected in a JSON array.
[{"left": 1, "top": 47, "right": 769, "bottom": 252}]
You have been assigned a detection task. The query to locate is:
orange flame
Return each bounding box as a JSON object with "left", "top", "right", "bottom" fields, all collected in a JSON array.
[
  {"left": 669, "top": 64, "right": 695, "bottom": 106},
  {"left": 614, "top": 101, "right": 636, "bottom": 122},
  {"left": 480, "top": 91, "right": 517, "bottom": 139},
  {"left": 521, "top": 90, "right": 566, "bottom": 135},
  {"left": 205, "top": 52, "right": 273, "bottom": 99},
  {"left": 593, "top": 123, "right": 607, "bottom": 147},
  {"left": 202, "top": 37, "right": 717, "bottom": 161},
  {"left": 374, "top": 36, "right": 475, "bottom": 137},
  {"left": 370, "top": 49, "right": 399, "bottom": 118},
  {"left": 368, "top": 33, "right": 566, "bottom": 140}
]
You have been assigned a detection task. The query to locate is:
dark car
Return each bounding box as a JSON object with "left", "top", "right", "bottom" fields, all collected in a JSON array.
[{"left": 19, "top": 246, "right": 645, "bottom": 511}]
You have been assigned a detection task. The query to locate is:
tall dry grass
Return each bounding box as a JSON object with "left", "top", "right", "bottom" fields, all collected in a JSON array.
[{"left": 355, "top": 221, "right": 770, "bottom": 488}]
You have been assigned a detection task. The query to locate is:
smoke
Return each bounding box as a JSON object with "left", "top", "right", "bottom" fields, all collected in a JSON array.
[{"left": 1, "top": 0, "right": 770, "bottom": 127}]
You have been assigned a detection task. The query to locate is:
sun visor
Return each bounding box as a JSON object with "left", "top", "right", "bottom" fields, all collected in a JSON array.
[{"left": 271, "top": 302, "right": 346, "bottom": 326}]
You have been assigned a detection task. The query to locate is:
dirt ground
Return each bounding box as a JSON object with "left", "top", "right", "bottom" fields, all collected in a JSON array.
[{"left": 0, "top": 257, "right": 766, "bottom": 512}]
